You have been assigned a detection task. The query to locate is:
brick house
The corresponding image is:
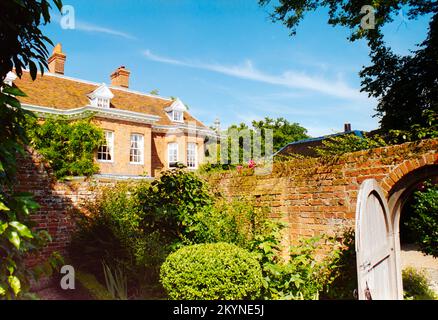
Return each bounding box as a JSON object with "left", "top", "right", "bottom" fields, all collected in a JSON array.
[{"left": 6, "top": 44, "right": 215, "bottom": 178}]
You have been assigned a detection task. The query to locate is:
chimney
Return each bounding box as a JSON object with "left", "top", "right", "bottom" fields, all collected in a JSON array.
[
  {"left": 344, "top": 123, "right": 352, "bottom": 132},
  {"left": 110, "top": 66, "right": 130, "bottom": 88},
  {"left": 48, "top": 43, "right": 66, "bottom": 75}
]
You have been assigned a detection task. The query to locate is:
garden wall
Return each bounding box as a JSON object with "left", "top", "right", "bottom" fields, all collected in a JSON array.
[
  {"left": 15, "top": 149, "right": 120, "bottom": 265},
  {"left": 16, "top": 139, "right": 438, "bottom": 264},
  {"left": 206, "top": 139, "right": 438, "bottom": 248}
]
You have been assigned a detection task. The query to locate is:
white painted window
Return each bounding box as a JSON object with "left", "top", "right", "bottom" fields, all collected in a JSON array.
[
  {"left": 187, "top": 143, "right": 197, "bottom": 168},
  {"left": 97, "top": 131, "right": 114, "bottom": 162},
  {"left": 168, "top": 142, "right": 178, "bottom": 167},
  {"left": 130, "top": 134, "right": 144, "bottom": 164},
  {"left": 96, "top": 97, "right": 110, "bottom": 108},
  {"left": 172, "top": 110, "right": 183, "bottom": 122}
]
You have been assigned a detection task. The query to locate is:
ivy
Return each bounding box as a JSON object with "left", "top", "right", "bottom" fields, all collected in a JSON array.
[{"left": 26, "top": 115, "right": 104, "bottom": 180}]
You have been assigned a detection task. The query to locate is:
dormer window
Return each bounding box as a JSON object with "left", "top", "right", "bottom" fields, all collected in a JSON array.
[
  {"left": 88, "top": 83, "right": 114, "bottom": 109},
  {"left": 165, "top": 98, "right": 187, "bottom": 123},
  {"left": 97, "top": 97, "right": 110, "bottom": 109},
  {"left": 172, "top": 110, "right": 183, "bottom": 122}
]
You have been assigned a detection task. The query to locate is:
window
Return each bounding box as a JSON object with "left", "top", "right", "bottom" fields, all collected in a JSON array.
[
  {"left": 97, "top": 131, "right": 114, "bottom": 162},
  {"left": 130, "top": 134, "right": 144, "bottom": 164},
  {"left": 172, "top": 110, "right": 183, "bottom": 122},
  {"left": 96, "top": 97, "right": 110, "bottom": 108},
  {"left": 168, "top": 142, "right": 178, "bottom": 167},
  {"left": 187, "top": 143, "right": 197, "bottom": 168}
]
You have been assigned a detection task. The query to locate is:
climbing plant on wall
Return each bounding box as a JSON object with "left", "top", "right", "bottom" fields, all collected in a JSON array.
[{"left": 26, "top": 115, "right": 104, "bottom": 180}]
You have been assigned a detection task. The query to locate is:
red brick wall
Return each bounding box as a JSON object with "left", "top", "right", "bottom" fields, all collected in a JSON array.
[
  {"left": 16, "top": 149, "right": 119, "bottom": 265},
  {"left": 15, "top": 139, "right": 438, "bottom": 264},
  {"left": 206, "top": 139, "right": 438, "bottom": 248}
]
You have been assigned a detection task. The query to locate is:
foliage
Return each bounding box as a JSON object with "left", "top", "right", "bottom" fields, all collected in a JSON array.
[
  {"left": 192, "top": 197, "right": 271, "bottom": 249},
  {"left": 0, "top": 87, "right": 52, "bottom": 300},
  {"left": 160, "top": 242, "right": 263, "bottom": 300},
  {"left": 259, "top": 1, "right": 438, "bottom": 135},
  {"left": 361, "top": 15, "right": 438, "bottom": 132},
  {"left": 102, "top": 261, "right": 128, "bottom": 300},
  {"left": 258, "top": 1, "right": 436, "bottom": 47},
  {"left": 319, "top": 229, "right": 358, "bottom": 300},
  {"left": 252, "top": 117, "right": 309, "bottom": 152},
  {"left": 26, "top": 116, "right": 104, "bottom": 180},
  {"left": 76, "top": 271, "right": 113, "bottom": 300},
  {"left": 0, "top": 0, "right": 63, "bottom": 300},
  {"left": 386, "top": 110, "right": 438, "bottom": 144},
  {"left": 405, "top": 181, "right": 438, "bottom": 258},
  {"left": 137, "top": 168, "right": 213, "bottom": 249},
  {"left": 0, "top": 0, "right": 63, "bottom": 81},
  {"left": 402, "top": 267, "right": 437, "bottom": 300},
  {"left": 314, "top": 133, "right": 387, "bottom": 157},
  {"left": 68, "top": 182, "right": 167, "bottom": 286},
  {"left": 249, "top": 221, "right": 323, "bottom": 300}
]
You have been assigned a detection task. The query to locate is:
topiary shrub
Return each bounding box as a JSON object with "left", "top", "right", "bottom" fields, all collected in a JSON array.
[{"left": 160, "top": 242, "right": 262, "bottom": 300}]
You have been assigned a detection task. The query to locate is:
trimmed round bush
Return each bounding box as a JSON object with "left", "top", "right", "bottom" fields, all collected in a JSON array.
[{"left": 160, "top": 242, "right": 262, "bottom": 300}]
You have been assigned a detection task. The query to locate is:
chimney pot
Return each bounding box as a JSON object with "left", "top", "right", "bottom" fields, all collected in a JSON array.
[
  {"left": 48, "top": 43, "right": 66, "bottom": 75},
  {"left": 111, "top": 66, "right": 130, "bottom": 88},
  {"left": 344, "top": 123, "right": 352, "bottom": 132}
]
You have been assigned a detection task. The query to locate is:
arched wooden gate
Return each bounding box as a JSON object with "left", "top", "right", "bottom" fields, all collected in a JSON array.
[{"left": 355, "top": 179, "right": 402, "bottom": 300}]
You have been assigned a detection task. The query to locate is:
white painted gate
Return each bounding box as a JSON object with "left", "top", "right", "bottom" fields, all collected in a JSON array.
[{"left": 355, "top": 179, "right": 402, "bottom": 300}]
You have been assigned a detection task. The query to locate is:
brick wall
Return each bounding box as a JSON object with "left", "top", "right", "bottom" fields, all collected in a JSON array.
[
  {"left": 206, "top": 139, "right": 438, "bottom": 248},
  {"left": 16, "top": 149, "right": 119, "bottom": 265},
  {"left": 15, "top": 139, "right": 438, "bottom": 264}
]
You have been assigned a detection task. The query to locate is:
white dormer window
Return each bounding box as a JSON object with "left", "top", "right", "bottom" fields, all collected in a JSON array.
[
  {"left": 88, "top": 83, "right": 114, "bottom": 109},
  {"left": 165, "top": 98, "right": 187, "bottom": 123},
  {"left": 172, "top": 110, "right": 183, "bottom": 122},
  {"left": 97, "top": 97, "right": 110, "bottom": 108}
]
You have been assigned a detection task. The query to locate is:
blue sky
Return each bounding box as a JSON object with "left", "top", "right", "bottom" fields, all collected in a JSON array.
[{"left": 43, "top": 0, "right": 432, "bottom": 137}]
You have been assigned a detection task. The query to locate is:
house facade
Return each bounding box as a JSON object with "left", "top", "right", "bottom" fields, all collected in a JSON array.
[{"left": 7, "top": 44, "right": 215, "bottom": 178}]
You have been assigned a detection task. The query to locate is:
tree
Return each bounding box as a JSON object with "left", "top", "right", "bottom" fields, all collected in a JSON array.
[
  {"left": 0, "top": 0, "right": 63, "bottom": 299},
  {"left": 252, "top": 117, "right": 309, "bottom": 152},
  {"left": 259, "top": 1, "right": 438, "bottom": 133},
  {"left": 0, "top": 0, "right": 63, "bottom": 81},
  {"left": 361, "top": 14, "right": 438, "bottom": 131},
  {"left": 221, "top": 117, "right": 308, "bottom": 164}
]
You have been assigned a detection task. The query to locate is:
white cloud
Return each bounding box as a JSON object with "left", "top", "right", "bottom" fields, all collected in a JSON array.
[
  {"left": 75, "top": 21, "right": 136, "bottom": 40},
  {"left": 52, "top": 14, "right": 136, "bottom": 40},
  {"left": 142, "top": 50, "right": 368, "bottom": 101}
]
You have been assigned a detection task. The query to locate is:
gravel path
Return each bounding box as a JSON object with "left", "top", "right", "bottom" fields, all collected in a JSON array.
[{"left": 401, "top": 244, "right": 438, "bottom": 294}]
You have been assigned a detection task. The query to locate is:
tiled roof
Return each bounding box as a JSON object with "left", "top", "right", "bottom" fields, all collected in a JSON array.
[{"left": 13, "top": 71, "right": 207, "bottom": 127}]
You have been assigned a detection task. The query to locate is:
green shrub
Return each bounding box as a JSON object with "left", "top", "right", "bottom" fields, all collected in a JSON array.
[
  {"left": 68, "top": 181, "right": 169, "bottom": 287},
  {"left": 405, "top": 181, "right": 438, "bottom": 257},
  {"left": 249, "top": 221, "right": 325, "bottom": 300},
  {"left": 191, "top": 197, "right": 270, "bottom": 248},
  {"left": 402, "top": 267, "right": 437, "bottom": 300},
  {"left": 136, "top": 168, "right": 213, "bottom": 248},
  {"left": 26, "top": 115, "right": 104, "bottom": 179},
  {"left": 160, "top": 242, "right": 263, "bottom": 300},
  {"left": 319, "top": 229, "right": 358, "bottom": 300}
]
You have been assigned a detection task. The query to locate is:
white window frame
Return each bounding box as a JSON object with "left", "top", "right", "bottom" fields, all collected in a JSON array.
[
  {"left": 168, "top": 142, "right": 179, "bottom": 168},
  {"left": 187, "top": 142, "right": 197, "bottom": 169},
  {"left": 130, "top": 133, "right": 144, "bottom": 165},
  {"left": 96, "top": 97, "right": 110, "bottom": 109},
  {"left": 97, "top": 131, "right": 114, "bottom": 162},
  {"left": 172, "top": 110, "right": 183, "bottom": 122}
]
